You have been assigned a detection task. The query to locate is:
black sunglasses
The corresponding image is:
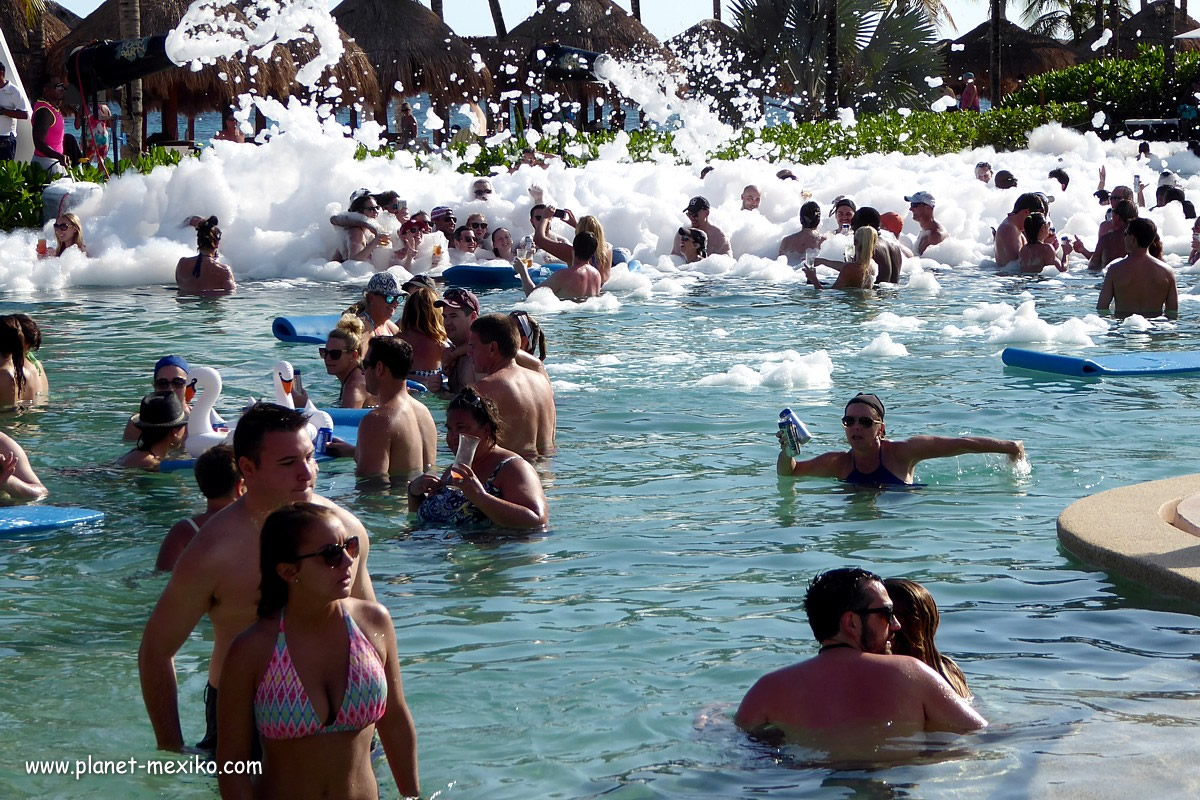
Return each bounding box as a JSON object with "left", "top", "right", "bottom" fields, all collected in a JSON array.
[
  {"left": 294, "top": 536, "right": 360, "bottom": 567},
  {"left": 841, "top": 416, "right": 878, "bottom": 428},
  {"left": 470, "top": 222, "right": 488, "bottom": 229},
  {"left": 154, "top": 377, "right": 188, "bottom": 390},
  {"left": 54, "top": 222, "right": 72, "bottom": 231},
  {"left": 857, "top": 605, "right": 897, "bottom": 625},
  {"left": 319, "top": 347, "right": 344, "bottom": 361}
]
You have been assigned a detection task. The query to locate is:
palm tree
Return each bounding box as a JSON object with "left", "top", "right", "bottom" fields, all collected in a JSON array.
[
  {"left": 990, "top": 0, "right": 1002, "bottom": 107},
  {"left": 715, "top": 0, "right": 724, "bottom": 21},
  {"left": 488, "top": 0, "right": 507, "bottom": 36},
  {"left": 1022, "top": 0, "right": 1103, "bottom": 41},
  {"left": 432, "top": 0, "right": 444, "bottom": 21},
  {"left": 825, "top": 0, "right": 837, "bottom": 112},
  {"left": 632, "top": 0, "right": 642, "bottom": 21},
  {"left": 19, "top": 0, "right": 47, "bottom": 94}
]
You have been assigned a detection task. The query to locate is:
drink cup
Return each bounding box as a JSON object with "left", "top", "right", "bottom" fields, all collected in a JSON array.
[
  {"left": 454, "top": 434, "right": 480, "bottom": 469},
  {"left": 805, "top": 248, "right": 817, "bottom": 268},
  {"left": 36, "top": 239, "right": 47, "bottom": 256}
]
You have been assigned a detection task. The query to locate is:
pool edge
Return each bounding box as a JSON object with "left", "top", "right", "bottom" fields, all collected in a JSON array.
[{"left": 1058, "top": 474, "right": 1200, "bottom": 602}]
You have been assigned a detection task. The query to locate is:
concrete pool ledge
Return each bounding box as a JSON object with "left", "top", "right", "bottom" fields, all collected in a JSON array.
[{"left": 1058, "top": 474, "right": 1200, "bottom": 602}]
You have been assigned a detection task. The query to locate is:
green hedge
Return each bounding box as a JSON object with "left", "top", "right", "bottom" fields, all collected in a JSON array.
[{"left": 1005, "top": 46, "right": 1200, "bottom": 121}]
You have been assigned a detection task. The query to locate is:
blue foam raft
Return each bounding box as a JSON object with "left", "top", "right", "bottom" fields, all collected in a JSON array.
[
  {"left": 1001, "top": 347, "right": 1200, "bottom": 377},
  {"left": 272, "top": 315, "right": 342, "bottom": 344},
  {"left": 0, "top": 506, "right": 104, "bottom": 534}
]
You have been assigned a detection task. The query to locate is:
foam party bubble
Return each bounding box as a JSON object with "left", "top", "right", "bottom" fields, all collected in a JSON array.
[
  {"left": 1119, "top": 315, "right": 1154, "bottom": 332},
  {"left": 1092, "top": 29, "right": 1113, "bottom": 51},
  {"left": 697, "top": 349, "right": 834, "bottom": 390},
  {"left": 863, "top": 312, "right": 923, "bottom": 331},
  {"left": 859, "top": 333, "right": 909, "bottom": 357}
]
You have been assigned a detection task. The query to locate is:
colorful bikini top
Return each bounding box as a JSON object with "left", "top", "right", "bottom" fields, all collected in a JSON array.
[{"left": 254, "top": 606, "right": 387, "bottom": 740}]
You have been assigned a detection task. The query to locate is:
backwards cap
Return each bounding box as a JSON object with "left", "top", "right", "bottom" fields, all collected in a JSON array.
[{"left": 846, "top": 392, "right": 885, "bottom": 419}]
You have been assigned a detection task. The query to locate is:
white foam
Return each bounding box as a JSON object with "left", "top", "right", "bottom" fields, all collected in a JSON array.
[
  {"left": 859, "top": 333, "right": 909, "bottom": 357},
  {"left": 862, "top": 312, "right": 923, "bottom": 331},
  {"left": 696, "top": 349, "right": 834, "bottom": 390}
]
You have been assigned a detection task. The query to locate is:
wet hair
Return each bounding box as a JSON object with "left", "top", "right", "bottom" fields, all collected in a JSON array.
[
  {"left": 470, "top": 313, "right": 519, "bottom": 359},
  {"left": 510, "top": 310, "right": 546, "bottom": 361},
  {"left": 372, "top": 190, "right": 399, "bottom": 207},
  {"left": 1138, "top": 142, "right": 1151, "bottom": 155},
  {"left": 851, "top": 206, "right": 881, "bottom": 231},
  {"left": 194, "top": 444, "right": 240, "bottom": 499},
  {"left": 1012, "top": 193, "right": 1045, "bottom": 214},
  {"left": 804, "top": 567, "right": 883, "bottom": 642},
  {"left": 884, "top": 578, "right": 971, "bottom": 699},
  {"left": 1023, "top": 212, "right": 1047, "bottom": 242},
  {"left": 0, "top": 316, "right": 27, "bottom": 398},
  {"left": 399, "top": 287, "right": 447, "bottom": 344},
  {"left": 10, "top": 314, "right": 41, "bottom": 352},
  {"left": 1125, "top": 217, "right": 1158, "bottom": 249},
  {"left": 576, "top": 216, "right": 607, "bottom": 262},
  {"left": 55, "top": 213, "right": 85, "bottom": 256},
  {"left": 1113, "top": 199, "right": 1138, "bottom": 223},
  {"left": 530, "top": 203, "right": 548, "bottom": 221},
  {"left": 1094, "top": 189, "right": 1110, "bottom": 203},
  {"left": 196, "top": 216, "right": 221, "bottom": 251},
  {"left": 365, "top": 336, "right": 414, "bottom": 379},
  {"left": 1048, "top": 168, "right": 1069, "bottom": 189},
  {"left": 448, "top": 386, "right": 501, "bottom": 442},
  {"left": 1162, "top": 187, "right": 1198, "bottom": 219},
  {"left": 232, "top": 402, "right": 311, "bottom": 465},
  {"left": 258, "top": 502, "right": 340, "bottom": 618},
  {"left": 573, "top": 231, "right": 598, "bottom": 263},
  {"left": 328, "top": 313, "right": 366, "bottom": 355},
  {"left": 853, "top": 226, "right": 877, "bottom": 270},
  {"left": 799, "top": 201, "right": 821, "bottom": 229}
]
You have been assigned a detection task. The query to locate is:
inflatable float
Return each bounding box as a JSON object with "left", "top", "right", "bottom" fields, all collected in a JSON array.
[
  {"left": 1001, "top": 347, "right": 1200, "bottom": 377},
  {"left": 441, "top": 262, "right": 566, "bottom": 290},
  {"left": 0, "top": 506, "right": 104, "bottom": 535}
]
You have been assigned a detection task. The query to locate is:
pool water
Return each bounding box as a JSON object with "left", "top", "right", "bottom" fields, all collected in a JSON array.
[{"left": 3, "top": 267, "right": 1200, "bottom": 799}]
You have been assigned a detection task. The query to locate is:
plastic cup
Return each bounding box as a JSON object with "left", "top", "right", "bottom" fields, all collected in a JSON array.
[
  {"left": 804, "top": 249, "right": 817, "bottom": 268},
  {"left": 454, "top": 434, "right": 480, "bottom": 468}
]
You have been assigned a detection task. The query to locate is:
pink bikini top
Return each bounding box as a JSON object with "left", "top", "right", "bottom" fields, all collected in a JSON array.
[{"left": 254, "top": 607, "right": 387, "bottom": 740}]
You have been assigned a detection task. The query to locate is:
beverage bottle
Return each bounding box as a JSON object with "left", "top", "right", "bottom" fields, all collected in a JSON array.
[
  {"left": 291, "top": 369, "right": 309, "bottom": 408},
  {"left": 841, "top": 223, "right": 851, "bottom": 236},
  {"left": 778, "top": 408, "right": 812, "bottom": 457}
]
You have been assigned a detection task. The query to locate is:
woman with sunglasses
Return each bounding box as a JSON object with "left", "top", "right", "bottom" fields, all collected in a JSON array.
[
  {"left": 332, "top": 190, "right": 391, "bottom": 263},
  {"left": 678, "top": 227, "right": 708, "bottom": 264},
  {"left": 217, "top": 502, "right": 419, "bottom": 800},
  {"left": 776, "top": 393, "right": 1024, "bottom": 487},
  {"left": 176, "top": 216, "right": 237, "bottom": 295},
  {"left": 408, "top": 389, "right": 548, "bottom": 529},
  {"left": 883, "top": 578, "right": 972, "bottom": 699},
  {"left": 344, "top": 273, "right": 402, "bottom": 354},
  {"left": 322, "top": 316, "right": 375, "bottom": 408},
  {"left": 49, "top": 213, "right": 86, "bottom": 257},
  {"left": 398, "top": 288, "right": 447, "bottom": 391}
]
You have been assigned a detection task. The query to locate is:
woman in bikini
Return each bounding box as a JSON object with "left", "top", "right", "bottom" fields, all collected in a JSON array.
[
  {"left": 0, "top": 316, "right": 38, "bottom": 408},
  {"left": 321, "top": 316, "right": 375, "bottom": 408},
  {"left": 408, "top": 388, "right": 548, "bottom": 529},
  {"left": 217, "top": 502, "right": 419, "bottom": 800},
  {"left": 175, "top": 217, "right": 237, "bottom": 295},
  {"left": 397, "top": 287, "right": 447, "bottom": 391},
  {"left": 776, "top": 393, "right": 1024, "bottom": 487}
]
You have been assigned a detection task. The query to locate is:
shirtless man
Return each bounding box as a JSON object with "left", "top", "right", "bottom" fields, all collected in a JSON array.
[
  {"left": 906, "top": 191, "right": 946, "bottom": 255},
  {"left": 1097, "top": 218, "right": 1178, "bottom": 319},
  {"left": 0, "top": 430, "right": 48, "bottom": 500},
  {"left": 735, "top": 567, "right": 986, "bottom": 746},
  {"left": 741, "top": 185, "right": 761, "bottom": 211},
  {"left": 994, "top": 193, "right": 1045, "bottom": 266},
  {"left": 851, "top": 207, "right": 902, "bottom": 284},
  {"left": 438, "top": 289, "right": 548, "bottom": 394},
  {"left": 1080, "top": 199, "right": 1136, "bottom": 271},
  {"left": 673, "top": 196, "right": 732, "bottom": 256},
  {"left": 122, "top": 355, "right": 211, "bottom": 442},
  {"left": 354, "top": 337, "right": 437, "bottom": 483},
  {"left": 470, "top": 314, "right": 556, "bottom": 457},
  {"left": 778, "top": 201, "right": 826, "bottom": 263},
  {"left": 516, "top": 231, "right": 602, "bottom": 300},
  {"left": 138, "top": 403, "right": 376, "bottom": 753}
]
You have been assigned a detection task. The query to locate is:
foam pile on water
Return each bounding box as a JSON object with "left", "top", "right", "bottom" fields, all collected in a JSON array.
[
  {"left": 697, "top": 350, "right": 834, "bottom": 390},
  {"left": 943, "top": 300, "right": 1108, "bottom": 345},
  {"left": 859, "top": 333, "right": 909, "bottom": 357}
]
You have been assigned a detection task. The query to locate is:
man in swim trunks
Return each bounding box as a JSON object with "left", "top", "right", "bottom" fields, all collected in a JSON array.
[
  {"left": 138, "top": 403, "right": 377, "bottom": 753},
  {"left": 1097, "top": 218, "right": 1178, "bottom": 319},
  {"left": 778, "top": 201, "right": 826, "bottom": 263},
  {"left": 672, "top": 196, "right": 731, "bottom": 257},
  {"left": 776, "top": 393, "right": 1024, "bottom": 486},
  {"left": 156, "top": 445, "right": 244, "bottom": 571},
  {"left": 851, "top": 207, "right": 902, "bottom": 284},
  {"left": 735, "top": 567, "right": 986, "bottom": 743},
  {"left": 994, "top": 193, "right": 1045, "bottom": 266},
  {"left": 470, "top": 314, "right": 556, "bottom": 458},
  {"left": 515, "top": 231, "right": 602, "bottom": 300},
  {"left": 353, "top": 337, "right": 437, "bottom": 483},
  {"left": 906, "top": 191, "right": 946, "bottom": 255}
]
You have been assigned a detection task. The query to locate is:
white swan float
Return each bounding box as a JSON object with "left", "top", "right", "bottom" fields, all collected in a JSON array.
[
  {"left": 184, "top": 366, "right": 235, "bottom": 457},
  {"left": 273, "top": 361, "right": 335, "bottom": 435}
]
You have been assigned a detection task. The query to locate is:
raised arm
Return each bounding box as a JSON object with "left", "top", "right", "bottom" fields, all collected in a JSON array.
[
  {"left": 514, "top": 258, "right": 540, "bottom": 297},
  {"left": 533, "top": 211, "right": 573, "bottom": 263},
  {"left": 776, "top": 432, "right": 845, "bottom": 478}
]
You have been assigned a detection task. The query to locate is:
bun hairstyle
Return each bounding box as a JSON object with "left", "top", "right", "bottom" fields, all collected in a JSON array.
[{"left": 197, "top": 217, "right": 221, "bottom": 251}]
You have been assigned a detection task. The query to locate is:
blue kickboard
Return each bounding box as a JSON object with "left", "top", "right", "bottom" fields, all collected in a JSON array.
[
  {"left": 272, "top": 314, "right": 342, "bottom": 344},
  {"left": 0, "top": 505, "right": 104, "bottom": 534},
  {"left": 442, "top": 263, "right": 565, "bottom": 290},
  {"left": 1002, "top": 347, "right": 1200, "bottom": 376}
]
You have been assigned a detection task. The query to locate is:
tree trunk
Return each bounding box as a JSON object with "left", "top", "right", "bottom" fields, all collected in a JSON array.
[
  {"left": 714, "top": 0, "right": 722, "bottom": 22},
  {"left": 431, "top": 0, "right": 443, "bottom": 22},
  {"left": 1109, "top": 0, "right": 1120, "bottom": 56},
  {"left": 631, "top": 0, "right": 641, "bottom": 22},
  {"left": 990, "top": 0, "right": 1002, "bottom": 107},
  {"left": 825, "top": 0, "right": 838, "bottom": 116},
  {"left": 27, "top": 13, "right": 46, "bottom": 92},
  {"left": 1096, "top": 0, "right": 1105, "bottom": 52},
  {"left": 488, "top": 0, "right": 507, "bottom": 37},
  {"left": 118, "top": 0, "right": 143, "bottom": 155},
  {"left": 1167, "top": 0, "right": 1177, "bottom": 102}
]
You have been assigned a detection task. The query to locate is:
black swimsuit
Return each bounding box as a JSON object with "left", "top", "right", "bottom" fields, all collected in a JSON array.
[{"left": 844, "top": 446, "right": 910, "bottom": 487}]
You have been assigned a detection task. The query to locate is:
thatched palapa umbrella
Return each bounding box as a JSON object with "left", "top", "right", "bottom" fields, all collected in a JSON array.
[
  {"left": 943, "top": 19, "right": 1078, "bottom": 97},
  {"left": 47, "top": 0, "right": 379, "bottom": 139},
  {"left": 1, "top": 2, "right": 72, "bottom": 92},
  {"left": 331, "top": 0, "right": 493, "bottom": 132}
]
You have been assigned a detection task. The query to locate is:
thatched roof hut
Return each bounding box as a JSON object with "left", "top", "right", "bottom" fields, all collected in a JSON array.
[
  {"left": 331, "top": 0, "right": 492, "bottom": 115},
  {"left": 46, "top": 0, "right": 378, "bottom": 116},
  {"left": 942, "top": 19, "right": 1078, "bottom": 96},
  {"left": 1076, "top": 1, "right": 1200, "bottom": 59},
  {"left": 1, "top": 3, "right": 72, "bottom": 91}
]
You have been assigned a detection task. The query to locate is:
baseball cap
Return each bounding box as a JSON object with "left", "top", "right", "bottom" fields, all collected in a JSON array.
[
  {"left": 154, "top": 354, "right": 189, "bottom": 376},
  {"left": 402, "top": 274, "right": 437, "bottom": 292},
  {"left": 1012, "top": 193, "right": 1044, "bottom": 214},
  {"left": 684, "top": 196, "right": 710, "bottom": 214},
  {"left": 400, "top": 218, "right": 430, "bottom": 234},
  {"left": 995, "top": 170, "right": 1018, "bottom": 189},
  {"left": 828, "top": 196, "right": 856, "bottom": 216},
  {"left": 435, "top": 287, "right": 481, "bottom": 315},
  {"left": 904, "top": 191, "right": 936, "bottom": 208}
]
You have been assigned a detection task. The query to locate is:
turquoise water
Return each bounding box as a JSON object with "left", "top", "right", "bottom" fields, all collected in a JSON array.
[{"left": 3, "top": 269, "right": 1200, "bottom": 798}]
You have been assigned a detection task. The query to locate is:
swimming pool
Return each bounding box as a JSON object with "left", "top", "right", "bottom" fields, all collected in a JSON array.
[{"left": 3, "top": 262, "right": 1200, "bottom": 798}]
